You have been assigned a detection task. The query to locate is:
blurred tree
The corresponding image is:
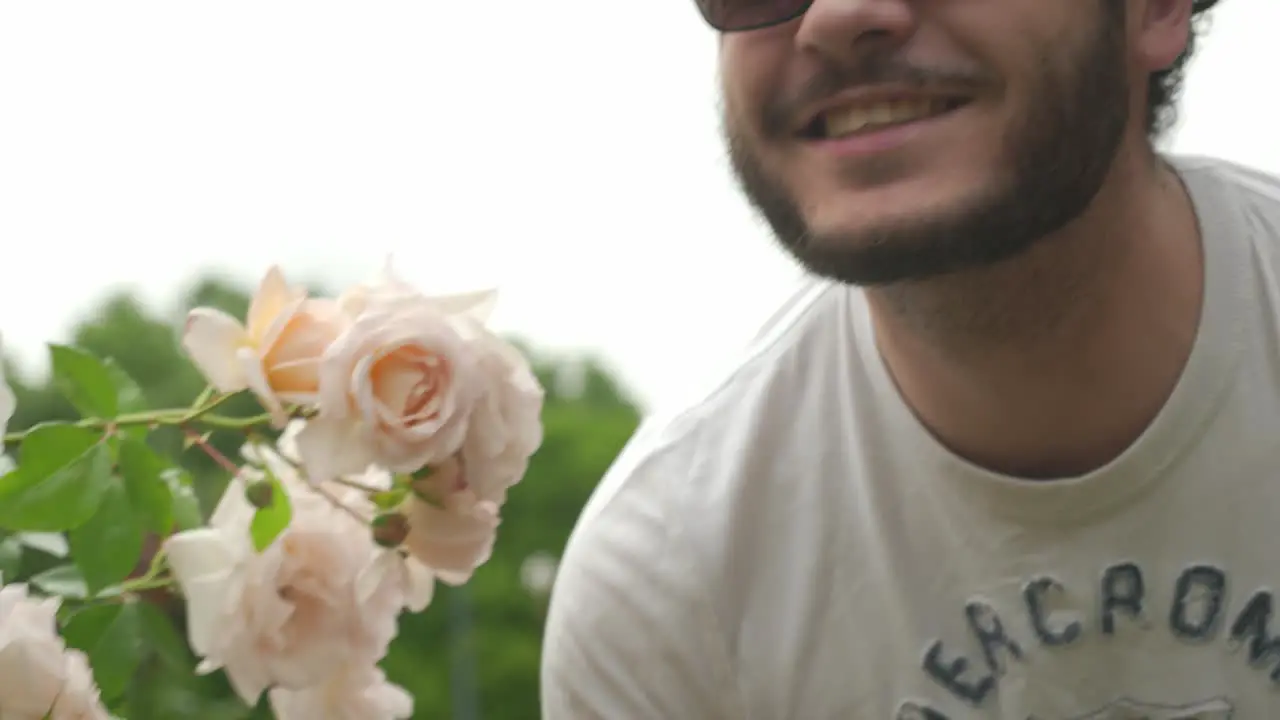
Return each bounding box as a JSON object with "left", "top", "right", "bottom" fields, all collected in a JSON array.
[{"left": 2, "top": 276, "right": 641, "bottom": 719}]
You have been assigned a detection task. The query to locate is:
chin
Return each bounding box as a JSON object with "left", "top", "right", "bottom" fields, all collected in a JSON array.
[
  {"left": 805, "top": 177, "right": 1000, "bottom": 240},
  {"left": 782, "top": 178, "right": 1042, "bottom": 287}
]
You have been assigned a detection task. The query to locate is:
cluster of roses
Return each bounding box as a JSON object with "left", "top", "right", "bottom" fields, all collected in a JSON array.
[
  {"left": 167, "top": 265, "right": 545, "bottom": 717},
  {"left": 0, "top": 263, "right": 544, "bottom": 719}
]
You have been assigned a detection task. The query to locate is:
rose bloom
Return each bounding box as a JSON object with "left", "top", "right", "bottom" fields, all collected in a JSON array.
[
  {"left": 244, "top": 426, "right": 436, "bottom": 614},
  {"left": 268, "top": 659, "right": 413, "bottom": 720},
  {"left": 182, "top": 266, "right": 346, "bottom": 426},
  {"left": 162, "top": 461, "right": 429, "bottom": 706},
  {"left": 294, "top": 282, "right": 487, "bottom": 483},
  {"left": 400, "top": 456, "right": 502, "bottom": 585},
  {"left": 455, "top": 318, "right": 545, "bottom": 502},
  {"left": 389, "top": 321, "right": 542, "bottom": 584},
  {"left": 0, "top": 583, "right": 110, "bottom": 720}
]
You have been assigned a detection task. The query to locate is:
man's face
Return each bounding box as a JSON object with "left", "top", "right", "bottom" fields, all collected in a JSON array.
[{"left": 720, "top": 0, "right": 1137, "bottom": 286}]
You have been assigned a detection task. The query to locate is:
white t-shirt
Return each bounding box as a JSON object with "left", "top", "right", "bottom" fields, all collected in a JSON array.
[{"left": 540, "top": 155, "right": 1280, "bottom": 719}]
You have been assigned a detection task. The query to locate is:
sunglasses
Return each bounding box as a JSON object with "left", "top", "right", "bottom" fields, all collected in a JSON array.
[{"left": 695, "top": 0, "right": 1222, "bottom": 35}]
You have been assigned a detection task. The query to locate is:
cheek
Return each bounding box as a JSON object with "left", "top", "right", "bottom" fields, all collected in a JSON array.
[{"left": 718, "top": 34, "right": 790, "bottom": 134}]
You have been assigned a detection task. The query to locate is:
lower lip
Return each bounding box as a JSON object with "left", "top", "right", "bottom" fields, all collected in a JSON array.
[{"left": 808, "top": 108, "right": 961, "bottom": 158}]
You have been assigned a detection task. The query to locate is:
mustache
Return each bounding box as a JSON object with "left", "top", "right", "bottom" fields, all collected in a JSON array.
[{"left": 761, "top": 56, "right": 994, "bottom": 136}]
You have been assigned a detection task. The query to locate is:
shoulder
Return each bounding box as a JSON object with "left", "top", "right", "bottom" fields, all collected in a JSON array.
[
  {"left": 1169, "top": 154, "right": 1280, "bottom": 278},
  {"left": 1172, "top": 154, "right": 1280, "bottom": 195},
  {"left": 571, "top": 275, "right": 848, "bottom": 537},
  {"left": 540, "top": 276, "right": 853, "bottom": 718},
  {"left": 1172, "top": 154, "right": 1280, "bottom": 220}
]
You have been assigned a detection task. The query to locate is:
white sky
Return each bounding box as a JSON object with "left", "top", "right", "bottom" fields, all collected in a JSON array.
[{"left": 0, "top": 1, "right": 1274, "bottom": 412}]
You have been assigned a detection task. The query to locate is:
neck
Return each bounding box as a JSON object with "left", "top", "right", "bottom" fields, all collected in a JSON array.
[{"left": 866, "top": 147, "right": 1205, "bottom": 479}]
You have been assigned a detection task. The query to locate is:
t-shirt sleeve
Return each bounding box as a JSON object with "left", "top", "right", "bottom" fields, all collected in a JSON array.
[{"left": 539, "top": 450, "right": 741, "bottom": 719}]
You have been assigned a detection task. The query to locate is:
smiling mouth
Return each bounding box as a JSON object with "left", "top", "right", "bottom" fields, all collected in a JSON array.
[{"left": 801, "top": 97, "right": 971, "bottom": 140}]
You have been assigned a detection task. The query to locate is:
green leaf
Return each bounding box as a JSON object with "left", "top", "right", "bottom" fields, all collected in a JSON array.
[
  {"left": 102, "top": 358, "right": 147, "bottom": 415},
  {"left": 0, "top": 425, "right": 113, "bottom": 531},
  {"left": 49, "top": 345, "right": 120, "bottom": 419},
  {"left": 13, "top": 423, "right": 99, "bottom": 480},
  {"left": 249, "top": 475, "right": 291, "bottom": 552},
  {"left": 92, "top": 601, "right": 149, "bottom": 700},
  {"left": 0, "top": 536, "right": 22, "bottom": 581},
  {"left": 62, "top": 601, "right": 148, "bottom": 702},
  {"left": 104, "top": 360, "right": 149, "bottom": 441},
  {"left": 136, "top": 602, "right": 193, "bottom": 671},
  {"left": 31, "top": 564, "right": 88, "bottom": 599},
  {"left": 118, "top": 438, "right": 174, "bottom": 535},
  {"left": 17, "top": 532, "right": 69, "bottom": 558},
  {"left": 61, "top": 603, "right": 120, "bottom": 647},
  {"left": 163, "top": 469, "right": 203, "bottom": 531},
  {"left": 69, "top": 483, "right": 144, "bottom": 595}
]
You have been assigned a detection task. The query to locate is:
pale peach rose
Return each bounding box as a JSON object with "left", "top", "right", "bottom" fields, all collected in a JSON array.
[
  {"left": 243, "top": 429, "right": 436, "bottom": 615},
  {"left": 0, "top": 583, "right": 110, "bottom": 720},
  {"left": 48, "top": 651, "right": 110, "bottom": 720},
  {"left": 162, "top": 461, "right": 423, "bottom": 706},
  {"left": 456, "top": 320, "right": 544, "bottom": 502},
  {"left": 293, "top": 287, "right": 483, "bottom": 483},
  {"left": 269, "top": 660, "right": 413, "bottom": 720},
  {"left": 400, "top": 456, "right": 502, "bottom": 585},
  {"left": 182, "top": 266, "right": 346, "bottom": 426}
]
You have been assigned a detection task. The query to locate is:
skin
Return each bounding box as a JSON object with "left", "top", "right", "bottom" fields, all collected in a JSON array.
[{"left": 720, "top": 0, "right": 1204, "bottom": 478}]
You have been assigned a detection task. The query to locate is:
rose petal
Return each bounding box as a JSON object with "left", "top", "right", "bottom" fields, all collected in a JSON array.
[
  {"left": 162, "top": 530, "right": 240, "bottom": 656},
  {"left": 402, "top": 499, "right": 499, "bottom": 585},
  {"left": 207, "top": 472, "right": 261, "bottom": 532},
  {"left": 240, "top": 346, "right": 290, "bottom": 428},
  {"left": 50, "top": 649, "right": 109, "bottom": 720},
  {"left": 269, "top": 662, "right": 414, "bottom": 720},
  {"left": 0, "top": 641, "right": 66, "bottom": 717},
  {"left": 183, "top": 308, "right": 251, "bottom": 392},
  {"left": 430, "top": 288, "right": 499, "bottom": 323},
  {"left": 402, "top": 557, "right": 436, "bottom": 612},
  {"left": 354, "top": 551, "right": 393, "bottom": 607},
  {"left": 246, "top": 266, "right": 304, "bottom": 344},
  {"left": 293, "top": 417, "right": 375, "bottom": 484}
]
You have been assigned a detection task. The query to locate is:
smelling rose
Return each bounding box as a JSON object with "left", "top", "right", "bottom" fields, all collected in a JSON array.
[
  {"left": 182, "top": 266, "right": 346, "bottom": 426},
  {"left": 0, "top": 583, "right": 110, "bottom": 720}
]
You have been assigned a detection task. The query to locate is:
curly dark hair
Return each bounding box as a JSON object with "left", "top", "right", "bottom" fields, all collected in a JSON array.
[{"left": 1145, "top": 3, "right": 1216, "bottom": 138}]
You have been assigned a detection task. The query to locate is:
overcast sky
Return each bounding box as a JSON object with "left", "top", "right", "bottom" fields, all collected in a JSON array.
[{"left": 0, "top": 1, "right": 1275, "bottom": 412}]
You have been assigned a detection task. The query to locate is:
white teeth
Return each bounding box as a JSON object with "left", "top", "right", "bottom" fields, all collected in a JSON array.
[{"left": 822, "top": 99, "right": 950, "bottom": 138}]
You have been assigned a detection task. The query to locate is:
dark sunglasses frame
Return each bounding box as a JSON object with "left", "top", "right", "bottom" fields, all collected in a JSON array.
[{"left": 697, "top": 0, "right": 1221, "bottom": 35}]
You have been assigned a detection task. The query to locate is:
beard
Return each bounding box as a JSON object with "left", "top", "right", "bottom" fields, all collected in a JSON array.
[{"left": 723, "top": 2, "right": 1131, "bottom": 287}]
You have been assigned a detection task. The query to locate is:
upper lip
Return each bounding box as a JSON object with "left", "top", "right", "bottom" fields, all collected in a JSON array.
[{"left": 792, "top": 86, "right": 974, "bottom": 135}]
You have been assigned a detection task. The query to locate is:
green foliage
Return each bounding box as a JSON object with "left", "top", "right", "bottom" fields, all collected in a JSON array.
[
  {"left": 118, "top": 438, "right": 176, "bottom": 536},
  {"left": 70, "top": 483, "right": 146, "bottom": 595},
  {"left": 0, "top": 274, "right": 641, "bottom": 719},
  {"left": 49, "top": 344, "right": 125, "bottom": 419},
  {"left": 63, "top": 600, "right": 149, "bottom": 702},
  {"left": 0, "top": 424, "right": 114, "bottom": 531},
  {"left": 248, "top": 474, "right": 292, "bottom": 552}
]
